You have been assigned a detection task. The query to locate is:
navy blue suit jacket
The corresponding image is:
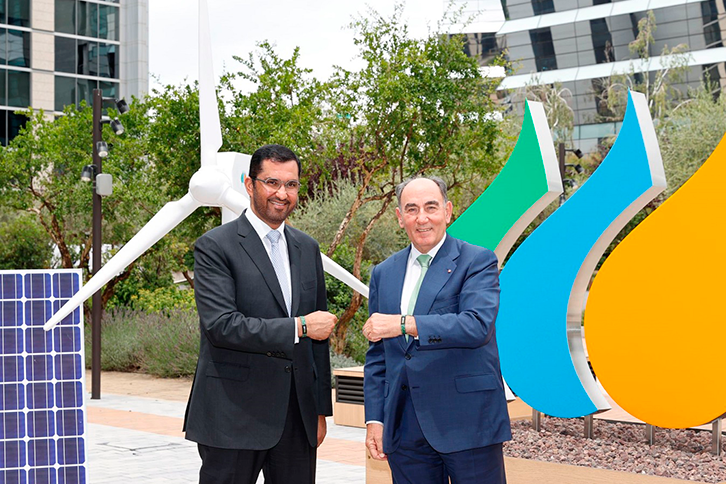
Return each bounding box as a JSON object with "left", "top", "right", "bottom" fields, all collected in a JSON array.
[{"left": 364, "top": 235, "right": 511, "bottom": 454}]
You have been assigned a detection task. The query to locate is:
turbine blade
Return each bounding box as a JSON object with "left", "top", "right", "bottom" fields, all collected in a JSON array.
[
  {"left": 219, "top": 185, "right": 249, "bottom": 217},
  {"left": 218, "top": 188, "right": 369, "bottom": 296},
  {"left": 199, "top": 0, "right": 222, "bottom": 166},
  {"left": 44, "top": 194, "right": 201, "bottom": 330}
]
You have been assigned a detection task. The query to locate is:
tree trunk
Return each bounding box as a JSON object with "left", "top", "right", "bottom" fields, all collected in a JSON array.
[
  {"left": 326, "top": 156, "right": 388, "bottom": 257},
  {"left": 182, "top": 270, "right": 195, "bottom": 289},
  {"left": 331, "top": 192, "right": 394, "bottom": 354}
]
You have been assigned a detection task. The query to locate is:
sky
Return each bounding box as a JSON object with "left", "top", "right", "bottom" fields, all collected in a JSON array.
[{"left": 147, "top": 0, "right": 452, "bottom": 92}]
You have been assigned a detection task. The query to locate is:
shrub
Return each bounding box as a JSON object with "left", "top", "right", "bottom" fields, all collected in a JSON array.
[
  {"left": 84, "top": 307, "right": 143, "bottom": 371},
  {"left": 85, "top": 307, "right": 199, "bottom": 378},
  {"left": 129, "top": 285, "right": 196, "bottom": 313},
  {"left": 136, "top": 309, "right": 200, "bottom": 377}
]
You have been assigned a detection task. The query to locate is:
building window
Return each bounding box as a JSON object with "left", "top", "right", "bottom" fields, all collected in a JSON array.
[
  {"left": 531, "top": 0, "right": 554, "bottom": 15},
  {"left": 530, "top": 28, "right": 558, "bottom": 71},
  {"left": 55, "top": 37, "right": 118, "bottom": 79},
  {"left": 702, "top": 0, "right": 724, "bottom": 49},
  {"left": 54, "top": 75, "right": 119, "bottom": 111},
  {"left": 0, "top": 0, "right": 31, "bottom": 28},
  {"left": 0, "top": 67, "right": 30, "bottom": 107},
  {"left": 0, "top": 109, "right": 27, "bottom": 146},
  {"left": 590, "top": 19, "right": 613, "bottom": 63},
  {"left": 0, "top": 28, "right": 30, "bottom": 67},
  {"left": 55, "top": 0, "right": 119, "bottom": 41}
]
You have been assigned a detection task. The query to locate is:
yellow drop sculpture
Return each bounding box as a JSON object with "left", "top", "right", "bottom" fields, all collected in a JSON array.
[{"left": 585, "top": 132, "right": 726, "bottom": 428}]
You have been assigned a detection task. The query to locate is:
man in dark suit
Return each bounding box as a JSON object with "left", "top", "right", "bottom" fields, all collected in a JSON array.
[
  {"left": 184, "top": 144, "right": 337, "bottom": 484},
  {"left": 363, "top": 177, "right": 511, "bottom": 484}
]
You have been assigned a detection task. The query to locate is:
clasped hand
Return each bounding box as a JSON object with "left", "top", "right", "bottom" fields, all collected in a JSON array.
[
  {"left": 362, "top": 313, "right": 403, "bottom": 342},
  {"left": 303, "top": 310, "right": 337, "bottom": 340}
]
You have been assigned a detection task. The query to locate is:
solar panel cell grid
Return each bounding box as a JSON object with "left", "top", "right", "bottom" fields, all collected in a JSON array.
[{"left": 1, "top": 270, "right": 87, "bottom": 484}]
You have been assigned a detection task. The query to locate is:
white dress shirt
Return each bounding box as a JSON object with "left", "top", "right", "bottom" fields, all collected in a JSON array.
[
  {"left": 244, "top": 209, "right": 298, "bottom": 343},
  {"left": 400, "top": 235, "right": 447, "bottom": 317}
]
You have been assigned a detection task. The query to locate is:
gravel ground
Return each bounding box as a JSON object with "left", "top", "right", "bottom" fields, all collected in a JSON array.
[{"left": 504, "top": 417, "right": 726, "bottom": 482}]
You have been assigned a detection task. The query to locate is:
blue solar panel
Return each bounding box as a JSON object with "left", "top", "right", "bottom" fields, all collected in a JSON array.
[{"left": 1, "top": 270, "right": 87, "bottom": 484}]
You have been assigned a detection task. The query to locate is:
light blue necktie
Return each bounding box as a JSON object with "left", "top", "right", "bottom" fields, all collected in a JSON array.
[
  {"left": 266, "top": 230, "right": 291, "bottom": 316},
  {"left": 406, "top": 254, "right": 432, "bottom": 340}
]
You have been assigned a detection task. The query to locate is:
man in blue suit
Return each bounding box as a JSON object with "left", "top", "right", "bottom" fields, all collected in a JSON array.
[{"left": 363, "top": 177, "right": 511, "bottom": 484}]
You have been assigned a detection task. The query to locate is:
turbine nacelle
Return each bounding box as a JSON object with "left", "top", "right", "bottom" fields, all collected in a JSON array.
[{"left": 189, "top": 166, "right": 234, "bottom": 206}]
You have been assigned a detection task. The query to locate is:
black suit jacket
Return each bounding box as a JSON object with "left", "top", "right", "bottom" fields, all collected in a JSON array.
[{"left": 184, "top": 212, "right": 332, "bottom": 450}]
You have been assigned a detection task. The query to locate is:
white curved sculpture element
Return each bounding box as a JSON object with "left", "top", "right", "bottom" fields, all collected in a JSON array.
[{"left": 43, "top": 0, "right": 367, "bottom": 331}]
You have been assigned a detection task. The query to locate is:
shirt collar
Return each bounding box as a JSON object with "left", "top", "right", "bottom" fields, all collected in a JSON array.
[
  {"left": 408, "top": 234, "right": 447, "bottom": 264},
  {"left": 245, "top": 208, "right": 286, "bottom": 241}
]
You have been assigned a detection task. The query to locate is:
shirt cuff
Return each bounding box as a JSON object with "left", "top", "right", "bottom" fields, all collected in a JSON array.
[
  {"left": 294, "top": 317, "right": 299, "bottom": 344},
  {"left": 365, "top": 420, "right": 384, "bottom": 426}
]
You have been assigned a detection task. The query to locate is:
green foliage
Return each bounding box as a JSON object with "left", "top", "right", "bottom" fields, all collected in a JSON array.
[
  {"left": 0, "top": 102, "right": 173, "bottom": 308},
  {"left": 290, "top": 180, "right": 408, "bottom": 264},
  {"left": 129, "top": 285, "right": 196, "bottom": 313},
  {"left": 220, "top": 42, "right": 329, "bottom": 170},
  {"left": 0, "top": 211, "right": 53, "bottom": 269},
  {"left": 658, "top": 87, "right": 726, "bottom": 197},
  {"left": 85, "top": 307, "right": 143, "bottom": 371},
  {"left": 323, "top": 243, "right": 371, "bottom": 363},
  {"left": 85, "top": 308, "right": 199, "bottom": 377},
  {"left": 136, "top": 309, "right": 199, "bottom": 377}
]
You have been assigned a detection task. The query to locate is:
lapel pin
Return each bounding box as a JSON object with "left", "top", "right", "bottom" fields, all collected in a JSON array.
[{"left": 447, "top": 269, "right": 452, "bottom": 273}]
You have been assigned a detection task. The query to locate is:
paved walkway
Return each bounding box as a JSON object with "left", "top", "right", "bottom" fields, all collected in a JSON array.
[
  {"left": 85, "top": 372, "right": 366, "bottom": 483},
  {"left": 85, "top": 371, "right": 724, "bottom": 484}
]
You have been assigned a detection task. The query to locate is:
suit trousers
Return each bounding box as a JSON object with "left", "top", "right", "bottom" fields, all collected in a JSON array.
[
  {"left": 197, "top": 377, "right": 316, "bottom": 484},
  {"left": 387, "top": 387, "right": 507, "bottom": 484}
]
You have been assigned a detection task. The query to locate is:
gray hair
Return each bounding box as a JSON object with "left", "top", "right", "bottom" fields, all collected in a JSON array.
[{"left": 395, "top": 176, "right": 449, "bottom": 208}]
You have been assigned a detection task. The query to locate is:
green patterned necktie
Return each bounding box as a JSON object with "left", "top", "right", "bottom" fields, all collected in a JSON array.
[{"left": 406, "top": 254, "right": 432, "bottom": 340}]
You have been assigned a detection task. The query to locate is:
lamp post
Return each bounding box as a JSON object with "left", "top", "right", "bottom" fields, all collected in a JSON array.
[{"left": 83, "top": 88, "right": 128, "bottom": 399}]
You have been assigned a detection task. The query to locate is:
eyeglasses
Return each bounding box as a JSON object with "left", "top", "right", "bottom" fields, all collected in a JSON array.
[{"left": 251, "top": 177, "right": 301, "bottom": 192}]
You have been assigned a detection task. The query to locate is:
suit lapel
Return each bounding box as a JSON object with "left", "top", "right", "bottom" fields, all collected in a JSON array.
[
  {"left": 384, "top": 248, "right": 410, "bottom": 352},
  {"left": 286, "top": 226, "right": 302, "bottom": 317},
  {"left": 413, "top": 235, "right": 459, "bottom": 315},
  {"left": 388, "top": 248, "right": 409, "bottom": 315},
  {"left": 237, "top": 212, "right": 288, "bottom": 315}
]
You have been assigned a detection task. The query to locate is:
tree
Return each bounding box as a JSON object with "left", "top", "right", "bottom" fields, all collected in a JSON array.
[
  {"left": 315, "top": 5, "right": 509, "bottom": 352},
  {"left": 0, "top": 102, "right": 166, "bottom": 309},
  {"left": 596, "top": 10, "right": 691, "bottom": 122},
  {"left": 515, "top": 80, "right": 575, "bottom": 144},
  {"left": 0, "top": 209, "right": 53, "bottom": 269},
  {"left": 658, "top": 85, "right": 726, "bottom": 197},
  {"left": 220, "top": 41, "right": 330, "bottom": 175}
]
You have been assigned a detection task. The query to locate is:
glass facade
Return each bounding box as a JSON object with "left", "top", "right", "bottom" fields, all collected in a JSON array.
[
  {"left": 0, "top": 0, "right": 31, "bottom": 27},
  {"left": 471, "top": 0, "right": 726, "bottom": 149},
  {"left": 54, "top": 76, "right": 117, "bottom": 111},
  {"left": 0, "top": 0, "right": 142, "bottom": 147},
  {"left": 0, "top": 0, "right": 29, "bottom": 145},
  {"left": 55, "top": 0, "right": 119, "bottom": 40},
  {"left": 54, "top": 0, "right": 120, "bottom": 112}
]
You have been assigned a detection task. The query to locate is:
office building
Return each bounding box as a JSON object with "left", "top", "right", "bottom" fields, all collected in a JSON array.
[
  {"left": 450, "top": 0, "right": 726, "bottom": 150},
  {"left": 0, "top": 0, "right": 148, "bottom": 145}
]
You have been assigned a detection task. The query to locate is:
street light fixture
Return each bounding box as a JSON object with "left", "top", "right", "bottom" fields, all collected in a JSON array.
[
  {"left": 109, "top": 119, "right": 124, "bottom": 135},
  {"left": 88, "top": 88, "right": 129, "bottom": 400},
  {"left": 81, "top": 164, "right": 97, "bottom": 182},
  {"left": 96, "top": 141, "right": 109, "bottom": 158},
  {"left": 558, "top": 142, "right": 585, "bottom": 205}
]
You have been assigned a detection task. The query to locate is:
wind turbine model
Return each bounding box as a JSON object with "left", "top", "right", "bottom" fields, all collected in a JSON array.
[{"left": 44, "top": 0, "right": 367, "bottom": 331}]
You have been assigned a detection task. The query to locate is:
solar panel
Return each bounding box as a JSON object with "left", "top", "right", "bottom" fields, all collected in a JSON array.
[{"left": 1, "top": 270, "right": 87, "bottom": 484}]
